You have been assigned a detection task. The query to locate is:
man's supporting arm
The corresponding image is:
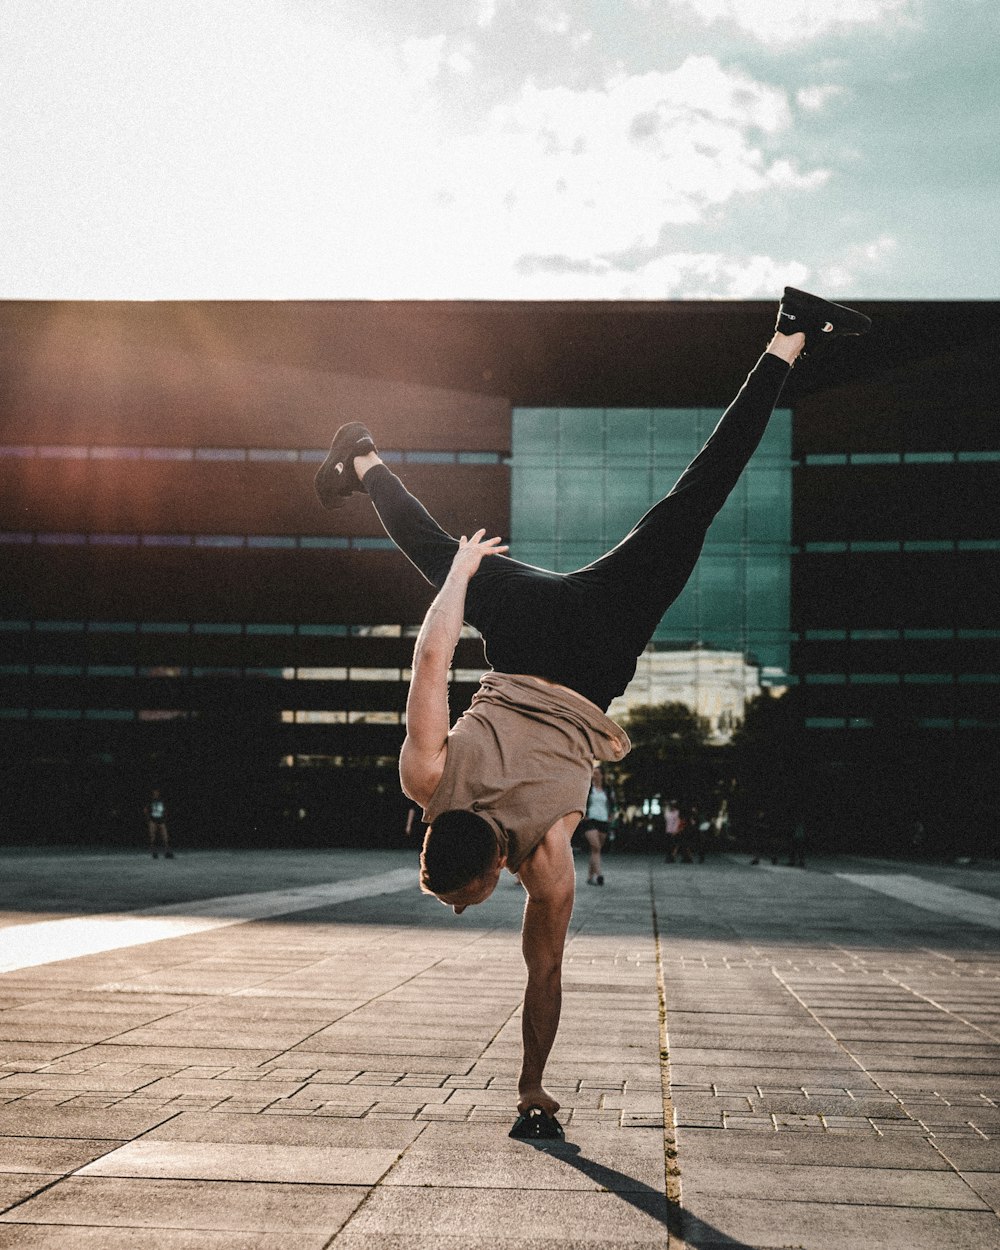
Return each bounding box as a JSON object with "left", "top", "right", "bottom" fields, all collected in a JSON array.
[{"left": 515, "top": 813, "right": 577, "bottom": 1115}]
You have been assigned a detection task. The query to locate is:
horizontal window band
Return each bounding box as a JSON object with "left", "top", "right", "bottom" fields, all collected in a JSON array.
[
  {"left": 801, "top": 541, "right": 1000, "bottom": 553},
  {"left": 7, "top": 532, "right": 999, "bottom": 554},
  {"left": 798, "top": 452, "right": 999, "bottom": 465},
  {"left": 0, "top": 708, "right": 411, "bottom": 724},
  {"left": 3, "top": 667, "right": 481, "bottom": 683},
  {"left": 0, "top": 619, "right": 482, "bottom": 642},
  {"left": 0, "top": 445, "right": 505, "bottom": 464}
]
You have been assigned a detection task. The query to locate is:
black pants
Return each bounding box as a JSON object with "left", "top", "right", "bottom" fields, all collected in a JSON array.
[{"left": 364, "top": 352, "right": 790, "bottom": 711}]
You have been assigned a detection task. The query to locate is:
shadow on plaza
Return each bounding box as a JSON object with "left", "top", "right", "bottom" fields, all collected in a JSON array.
[
  {"left": 522, "top": 1137, "right": 675, "bottom": 1235},
  {"left": 0, "top": 849, "right": 996, "bottom": 954},
  {"left": 522, "top": 1138, "right": 757, "bottom": 1250}
]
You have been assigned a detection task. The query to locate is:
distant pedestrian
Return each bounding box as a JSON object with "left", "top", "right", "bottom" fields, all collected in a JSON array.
[
  {"left": 749, "top": 807, "right": 777, "bottom": 866},
  {"left": 579, "top": 766, "right": 614, "bottom": 886},
  {"left": 692, "top": 806, "right": 712, "bottom": 864},
  {"left": 664, "top": 799, "right": 681, "bottom": 862},
  {"left": 787, "top": 820, "right": 807, "bottom": 868},
  {"left": 145, "top": 788, "right": 173, "bottom": 859}
]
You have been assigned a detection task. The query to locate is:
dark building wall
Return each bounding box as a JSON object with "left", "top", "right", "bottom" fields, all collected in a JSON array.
[
  {"left": 790, "top": 338, "right": 1000, "bottom": 852},
  {"left": 1, "top": 300, "right": 998, "bottom": 851}
]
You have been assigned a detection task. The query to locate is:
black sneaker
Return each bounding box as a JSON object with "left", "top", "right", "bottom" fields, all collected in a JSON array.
[
  {"left": 775, "top": 287, "right": 871, "bottom": 356},
  {"left": 314, "top": 422, "right": 376, "bottom": 510}
]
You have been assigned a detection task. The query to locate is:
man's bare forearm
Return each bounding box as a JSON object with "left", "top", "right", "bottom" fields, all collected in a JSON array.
[
  {"left": 412, "top": 564, "right": 469, "bottom": 667},
  {"left": 519, "top": 967, "right": 562, "bottom": 1093}
]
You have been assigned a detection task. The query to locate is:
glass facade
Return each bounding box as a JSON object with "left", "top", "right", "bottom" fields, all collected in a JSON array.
[{"left": 511, "top": 406, "right": 793, "bottom": 676}]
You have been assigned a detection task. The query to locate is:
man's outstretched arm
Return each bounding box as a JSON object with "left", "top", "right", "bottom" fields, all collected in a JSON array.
[
  {"left": 399, "top": 529, "right": 507, "bottom": 806},
  {"left": 515, "top": 814, "right": 578, "bottom": 1116}
]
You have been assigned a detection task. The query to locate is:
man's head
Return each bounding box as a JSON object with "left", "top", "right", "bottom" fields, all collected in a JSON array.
[{"left": 420, "top": 809, "right": 506, "bottom": 914}]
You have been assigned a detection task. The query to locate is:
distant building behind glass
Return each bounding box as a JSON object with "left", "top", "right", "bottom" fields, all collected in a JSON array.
[{"left": 510, "top": 406, "right": 793, "bottom": 688}]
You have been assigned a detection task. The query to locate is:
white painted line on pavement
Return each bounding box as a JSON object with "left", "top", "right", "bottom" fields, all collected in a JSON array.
[
  {"left": 836, "top": 873, "right": 1000, "bottom": 930},
  {"left": 0, "top": 868, "right": 416, "bottom": 974}
]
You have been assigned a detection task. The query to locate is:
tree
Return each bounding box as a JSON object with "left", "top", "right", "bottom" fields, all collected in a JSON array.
[
  {"left": 730, "top": 689, "right": 807, "bottom": 839},
  {"left": 615, "top": 701, "right": 712, "bottom": 808}
]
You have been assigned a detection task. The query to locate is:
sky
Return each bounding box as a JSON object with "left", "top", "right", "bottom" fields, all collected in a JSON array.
[{"left": 1, "top": 0, "right": 997, "bottom": 299}]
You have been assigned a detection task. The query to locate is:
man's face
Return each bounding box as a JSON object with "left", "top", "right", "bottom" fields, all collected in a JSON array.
[{"left": 436, "top": 853, "right": 505, "bottom": 915}]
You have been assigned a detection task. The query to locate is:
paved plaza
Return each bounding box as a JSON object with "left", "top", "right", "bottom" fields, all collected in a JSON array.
[{"left": 0, "top": 845, "right": 998, "bottom": 1248}]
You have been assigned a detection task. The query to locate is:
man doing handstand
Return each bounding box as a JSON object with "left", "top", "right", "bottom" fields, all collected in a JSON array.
[{"left": 313, "top": 288, "right": 870, "bottom": 1137}]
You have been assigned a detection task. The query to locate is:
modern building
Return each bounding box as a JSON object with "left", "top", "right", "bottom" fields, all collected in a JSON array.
[{"left": 1, "top": 300, "right": 997, "bottom": 850}]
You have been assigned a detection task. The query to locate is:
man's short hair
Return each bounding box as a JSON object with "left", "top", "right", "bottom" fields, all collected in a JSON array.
[{"left": 420, "top": 809, "right": 497, "bottom": 896}]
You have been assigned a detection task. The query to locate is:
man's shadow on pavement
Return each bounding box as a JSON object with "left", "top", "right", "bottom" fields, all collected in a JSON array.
[{"left": 518, "top": 1138, "right": 758, "bottom": 1250}]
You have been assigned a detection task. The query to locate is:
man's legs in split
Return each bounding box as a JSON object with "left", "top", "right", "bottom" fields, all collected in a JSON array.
[
  {"left": 331, "top": 335, "right": 795, "bottom": 709},
  {"left": 315, "top": 289, "right": 869, "bottom": 710}
]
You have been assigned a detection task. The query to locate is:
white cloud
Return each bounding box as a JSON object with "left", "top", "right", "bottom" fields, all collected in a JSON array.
[
  {"left": 514, "top": 250, "right": 812, "bottom": 299},
  {"left": 535, "top": 8, "right": 572, "bottom": 35},
  {"left": 474, "top": 0, "right": 498, "bottom": 27},
  {"left": 401, "top": 35, "right": 447, "bottom": 86},
  {"left": 796, "top": 84, "right": 846, "bottom": 111},
  {"left": 819, "top": 235, "right": 898, "bottom": 290},
  {"left": 433, "top": 56, "right": 828, "bottom": 263},
  {"left": 681, "top": 0, "right": 918, "bottom": 45}
]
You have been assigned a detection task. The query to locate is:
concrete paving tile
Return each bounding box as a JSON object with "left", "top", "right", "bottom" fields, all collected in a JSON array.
[
  {"left": 0, "top": 1175, "right": 58, "bottom": 1215},
  {"left": 937, "top": 1140, "right": 1000, "bottom": 1171},
  {"left": 318, "top": 1023, "right": 499, "bottom": 1043},
  {"left": 675, "top": 1126, "right": 952, "bottom": 1169},
  {"left": 300, "top": 1035, "right": 484, "bottom": 1058},
  {"left": 670, "top": 1065, "right": 864, "bottom": 1087},
  {"left": 866, "top": 1056, "right": 1000, "bottom": 1075},
  {"left": 0, "top": 1105, "right": 179, "bottom": 1141},
  {"left": 670, "top": 1033, "right": 838, "bottom": 1052},
  {"left": 109, "top": 1106, "right": 427, "bottom": 1152},
  {"left": 136, "top": 1077, "right": 305, "bottom": 1100},
  {"left": 0, "top": 1136, "right": 122, "bottom": 1174},
  {"left": 298, "top": 1067, "right": 363, "bottom": 1082},
  {"left": 0, "top": 1071, "right": 160, "bottom": 1093},
  {"left": 334, "top": 1187, "right": 669, "bottom": 1246},
  {"left": 681, "top": 1197, "right": 1000, "bottom": 1250},
  {"left": 752, "top": 1095, "right": 910, "bottom": 1118},
  {"left": 958, "top": 1172, "right": 1000, "bottom": 1209},
  {"left": 682, "top": 1160, "right": 989, "bottom": 1209},
  {"left": 109, "top": 1027, "right": 319, "bottom": 1050},
  {"left": 76, "top": 1138, "right": 406, "bottom": 1184},
  {"left": 416, "top": 1106, "right": 473, "bottom": 1121},
  {"left": 0, "top": 1225, "right": 329, "bottom": 1248},
  {"left": 286, "top": 1050, "right": 474, "bottom": 1073},
  {"left": 0, "top": 1175, "right": 368, "bottom": 1232},
  {"left": 382, "top": 1123, "right": 666, "bottom": 1191},
  {"left": 0, "top": 1043, "right": 81, "bottom": 1064},
  {"left": 669, "top": 1048, "right": 847, "bottom": 1069},
  {"left": 284, "top": 1083, "right": 452, "bottom": 1106},
  {"left": 79, "top": 1044, "right": 285, "bottom": 1067},
  {"left": 0, "top": 1023, "right": 130, "bottom": 1044}
]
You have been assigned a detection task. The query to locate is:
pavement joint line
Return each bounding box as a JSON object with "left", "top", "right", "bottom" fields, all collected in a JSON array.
[
  {"left": 835, "top": 872, "right": 1000, "bottom": 930},
  {"left": 0, "top": 868, "right": 417, "bottom": 974},
  {"left": 649, "top": 870, "right": 683, "bottom": 1248}
]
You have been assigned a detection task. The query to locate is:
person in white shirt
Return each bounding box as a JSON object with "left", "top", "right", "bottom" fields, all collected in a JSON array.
[{"left": 578, "top": 766, "right": 614, "bottom": 885}]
